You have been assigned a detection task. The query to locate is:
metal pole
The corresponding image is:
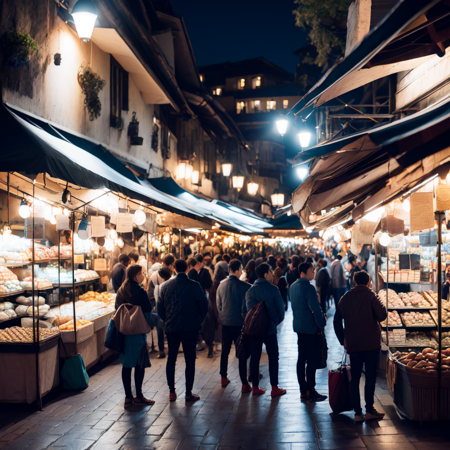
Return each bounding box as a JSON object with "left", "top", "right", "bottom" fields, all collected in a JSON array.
[
  {"left": 386, "top": 242, "right": 389, "bottom": 347},
  {"left": 437, "top": 212, "right": 443, "bottom": 420},
  {"left": 72, "top": 213, "right": 78, "bottom": 355}
]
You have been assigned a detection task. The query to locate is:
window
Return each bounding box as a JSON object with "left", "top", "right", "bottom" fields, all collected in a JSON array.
[
  {"left": 238, "top": 78, "right": 245, "bottom": 90},
  {"left": 236, "top": 101, "right": 245, "bottom": 114},
  {"left": 212, "top": 89, "right": 216, "bottom": 95},
  {"left": 110, "top": 56, "right": 129, "bottom": 127},
  {"left": 215, "top": 87, "right": 222, "bottom": 96},
  {"left": 252, "top": 76, "right": 261, "bottom": 89},
  {"left": 266, "top": 100, "right": 276, "bottom": 110},
  {"left": 283, "top": 99, "right": 289, "bottom": 109},
  {"left": 253, "top": 100, "right": 261, "bottom": 112},
  {"left": 200, "top": 74, "right": 204, "bottom": 82}
]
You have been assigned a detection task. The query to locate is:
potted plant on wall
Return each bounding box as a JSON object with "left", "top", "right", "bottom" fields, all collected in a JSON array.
[
  {"left": 78, "top": 64, "right": 106, "bottom": 121},
  {"left": 2, "top": 31, "right": 38, "bottom": 68}
]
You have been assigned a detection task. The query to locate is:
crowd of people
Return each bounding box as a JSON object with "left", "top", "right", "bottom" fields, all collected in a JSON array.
[{"left": 110, "top": 242, "right": 387, "bottom": 423}]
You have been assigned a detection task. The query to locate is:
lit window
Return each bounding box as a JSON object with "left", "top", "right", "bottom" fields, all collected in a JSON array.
[
  {"left": 283, "top": 99, "right": 289, "bottom": 109},
  {"left": 236, "top": 101, "right": 245, "bottom": 114},
  {"left": 252, "top": 76, "right": 261, "bottom": 89},
  {"left": 238, "top": 78, "right": 245, "bottom": 89},
  {"left": 212, "top": 89, "right": 216, "bottom": 95},
  {"left": 266, "top": 100, "right": 276, "bottom": 110},
  {"left": 200, "top": 75, "right": 204, "bottom": 82},
  {"left": 253, "top": 100, "right": 261, "bottom": 112},
  {"left": 216, "top": 87, "right": 222, "bottom": 96}
]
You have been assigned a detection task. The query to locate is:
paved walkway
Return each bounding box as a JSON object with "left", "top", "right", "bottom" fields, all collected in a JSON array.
[{"left": 1, "top": 306, "right": 450, "bottom": 450}]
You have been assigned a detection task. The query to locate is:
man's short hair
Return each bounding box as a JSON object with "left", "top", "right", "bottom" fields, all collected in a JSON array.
[
  {"left": 299, "top": 262, "right": 313, "bottom": 276},
  {"left": 187, "top": 257, "right": 198, "bottom": 268},
  {"left": 223, "top": 253, "right": 231, "bottom": 263},
  {"left": 203, "top": 252, "right": 211, "bottom": 257},
  {"left": 158, "top": 266, "right": 172, "bottom": 281},
  {"left": 128, "top": 250, "right": 139, "bottom": 263},
  {"left": 119, "top": 254, "right": 130, "bottom": 265},
  {"left": 174, "top": 259, "right": 188, "bottom": 273},
  {"left": 336, "top": 254, "right": 343, "bottom": 261},
  {"left": 229, "top": 259, "right": 242, "bottom": 273},
  {"left": 196, "top": 254, "right": 204, "bottom": 263},
  {"left": 256, "top": 262, "right": 271, "bottom": 279},
  {"left": 354, "top": 270, "right": 370, "bottom": 286},
  {"left": 163, "top": 254, "right": 175, "bottom": 267},
  {"left": 318, "top": 258, "right": 327, "bottom": 268}
]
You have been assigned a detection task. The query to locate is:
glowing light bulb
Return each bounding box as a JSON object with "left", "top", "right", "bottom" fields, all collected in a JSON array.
[
  {"left": 380, "top": 232, "right": 391, "bottom": 247},
  {"left": 134, "top": 208, "right": 146, "bottom": 225},
  {"left": 110, "top": 229, "right": 117, "bottom": 240},
  {"left": 402, "top": 199, "right": 410, "bottom": 212},
  {"left": 19, "top": 199, "right": 30, "bottom": 219},
  {"left": 116, "top": 237, "right": 124, "bottom": 248},
  {"left": 63, "top": 208, "right": 70, "bottom": 216}
]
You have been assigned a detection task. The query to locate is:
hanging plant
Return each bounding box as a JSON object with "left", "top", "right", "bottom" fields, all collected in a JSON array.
[
  {"left": 78, "top": 65, "right": 106, "bottom": 121},
  {"left": 2, "top": 31, "right": 38, "bottom": 68}
]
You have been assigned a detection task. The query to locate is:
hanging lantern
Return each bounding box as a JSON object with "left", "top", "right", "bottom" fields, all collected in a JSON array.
[
  {"left": 380, "top": 232, "right": 391, "bottom": 247},
  {"left": 104, "top": 238, "right": 114, "bottom": 251},
  {"left": 298, "top": 130, "right": 311, "bottom": 148},
  {"left": 276, "top": 118, "right": 288, "bottom": 136},
  {"left": 271, "top": 190, "right": 284, "bottom": 208},
  {"left": 232, "top": 171, "right": 245, "bottom": 191},
  {"left": 221, "top": 163, "right": 232, "bottom": 177},
  {"left": 71, "top": 0, "right": 98, "bottom": 42},
  {"left": 163, "top": 232, "right": 170, "bottom": 244},
  {"left": 110, "top": 229, "right": 118, "bottom": 240},
  {"left": 19, "top": 199, "right": 30, "bottom": 219},
  {"left": 402, "top": 199, "right": 410, "bottom": 212},
  {"left": 247, "top": 182, "right": 259, "bottom": 196},
  {"left": 177, "top": 162, "right": 187, "bottom": 180},
  {"left": 185, "top": 164, "right": 193, "bottom": 180},
  {"left": 191, "top": 170, "right": 200, "bottom": 185},
  {"left": 63, "top": 208, "right": 71, "bottom": 216},
  {"left": 116, "top": 237, "right": 124, "bottom": 248},
  {"left": 134, "top": 208, "right": 146, "bottom": 225}
]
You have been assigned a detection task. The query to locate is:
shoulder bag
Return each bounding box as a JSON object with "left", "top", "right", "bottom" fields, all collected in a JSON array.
[{"left": 113, "top": 303, "right": 151, "bottom": 336}]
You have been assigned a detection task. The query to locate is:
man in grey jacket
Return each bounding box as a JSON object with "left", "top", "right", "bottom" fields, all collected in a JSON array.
[
  {"left": 243, "top": 263, "right": 286, "bottom": 398},
  {"left": 216, "top": 259, "right": 251, "bottom": 391}
]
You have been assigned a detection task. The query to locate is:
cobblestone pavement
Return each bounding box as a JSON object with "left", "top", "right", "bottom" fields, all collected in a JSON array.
[{"left": 1, "top": 306, "right": 450, "bottom": 450}]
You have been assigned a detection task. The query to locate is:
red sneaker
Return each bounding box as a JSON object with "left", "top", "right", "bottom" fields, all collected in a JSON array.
[
  {"left": 241, "top": 384, "right": 252, "bottom": 393},
  {"left": 221, "top": 377, "right": 230, "bottom": 387},
  {"left": 252, "top": 386, "right": 266, "bottom": 395},
  {"left": 169, "top": 392, "right": 177, "bottom": 402},
  {"left": 185, "top": 393, "right": 200, "bottom": 402},
  {"left": 271, "top": 387, "right": 287, "bottom": 398}
]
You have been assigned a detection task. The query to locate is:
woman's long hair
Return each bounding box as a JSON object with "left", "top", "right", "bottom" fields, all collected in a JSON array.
[
  {"left": 244, "top": 260, "right": 256, "bottom": 282},
  {"left": 122, "top": 264, "right": 143, "bottom": 288}
]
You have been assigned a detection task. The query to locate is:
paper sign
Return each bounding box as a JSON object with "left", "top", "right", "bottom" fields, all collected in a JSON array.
[
  {"left": 359, "top": 219, "right": 378, "bottom": 236},
  {"left": 93, "top": 258, "right": 107, "bottom": 271},
  {"left": 90, "top": 216, "right": 106, "bottom": 237},
  {"left": 118, "top": 199, "right": 127, "bottom": 210},
  {"left": 110, "top": 208, "right": 118, "bottom": 224},
  {"left": 56, "top": 214, "right": 70, "bottom": 231},
  {"left": 74, "top": 254, "right": 84, "bottom": 264},
  {"left": 436, "top": 185, "right": 450, "bottom": 211},
  {"left": 410, "top": 192, "right": 434, "bottom": 232},
  {"left": 116, "top": 214, "right": 134, "bottom": 233}
]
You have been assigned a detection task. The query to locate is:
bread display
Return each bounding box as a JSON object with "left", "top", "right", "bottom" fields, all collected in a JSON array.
[
  {"left": 379, "top": 289, "right": 404, "bottom": 308},
  {"left": 0, "top": 302, "right": 14, "bottom": 311},
  {"left": 0, "top": 267, "right": 22, "bottom": 294},
  {"left": 430, "top": 309, "right": 450, "bottom": 326},
  {"left": 75, "top": 270, "right": 99, "bottom": 282},
  {"left": 0, "top": 250, "right": 29, "bottom": 264},
  {"left": 79, "top": 291, "right": 115, "bottom": 303},
  {"left": 58, "top": 319, "right": 91, "bottom": 331},
  {"left": 0, "top": 326, "right": 59, "bottom": 343},
  {"left": 391, "top": 348, "right": 450, "bottom": 371},
  {"left": 422, "top": 291, "right": 437, "bottom": 307},
  {"left": 405, "top": 332, "right": 438, "bottom": 348},
  {"left": 381, "top": 310, "right": 402, "bottom": 327},
  {"left": 15, "top": 295, "right": 45, "bottom": 306},
  {"left": 20, "top": 277, "right": 52, "bottom": 290},
  {"left": 401, "top": 311, "right": 435, "bottom": 326},
  {"left": 398, "top": 292, "right": 432, "bottom": 308}
]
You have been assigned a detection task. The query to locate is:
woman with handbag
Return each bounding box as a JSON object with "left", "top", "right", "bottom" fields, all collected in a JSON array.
[{"left": 115, "top": 265, "right": 155, "bottom": 407}]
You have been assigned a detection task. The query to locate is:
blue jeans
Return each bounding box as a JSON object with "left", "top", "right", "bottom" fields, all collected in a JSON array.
[
  {"left": 166, "top": 331, "right": 197, "bottom": 394},
  {"left": 348, "top": 348, "right": 380, "bottom": 415},
  {"left": 250, "top": 334, "right": 279, "bottom": 387}
]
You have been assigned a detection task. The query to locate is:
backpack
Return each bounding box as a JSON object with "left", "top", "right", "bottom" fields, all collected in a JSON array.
[{"left": 243, "top": 300, "right": 269, "bottom": 337}]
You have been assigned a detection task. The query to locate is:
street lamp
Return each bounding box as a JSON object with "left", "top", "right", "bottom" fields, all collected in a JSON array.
[
  {"left": 297, "top": 167, "right": 308, "bottom": 180},
  {"left": 71, "top": 0, "right": 98, "bottom": 42},
  {"left": 247, "top": 182, "right": 259, "bottom": 196},
  {"left": 271, "top": 190, "right": 284, "bottom": 208},
  {"left": 185, "top": 164, "right": 193, "bottom": 180},
  {"left": 222, "top": 163, "right": 232, "bottom": 177},
  {"left": 298, "top": 130, "right": 311, "bottom": 148},
  {"left": 276, "top": 118, "right": 288, "bottom": 136},
  {"left": 177, "top": 162, "right": 186, "bottom": 180},
  {"left": 191, "top": 170, "right": 200, "bottom": 185},
  {"left": 232, "top": 171, "right": 245, "bottom": 191}
]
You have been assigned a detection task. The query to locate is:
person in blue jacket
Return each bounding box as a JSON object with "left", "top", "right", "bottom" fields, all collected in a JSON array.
[
  {"left": 243, "top": 263, "right": 286, "bottom": 398},
  {"left": 289, "top": 262, "right": 327, "bottom": 402},
  {"left": 115, "top": 264, "right": 154, "bottom": 408}
]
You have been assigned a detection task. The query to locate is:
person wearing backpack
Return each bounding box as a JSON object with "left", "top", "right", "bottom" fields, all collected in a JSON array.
[
  {"left": 243, "top": 263, "right": 286, "bottom": 398},
  {"left": 289, "top": 262, "right": 327, "bottom": 402}
]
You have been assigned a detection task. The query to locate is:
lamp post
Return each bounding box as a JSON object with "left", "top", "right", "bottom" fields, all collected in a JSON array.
[
  {"left": 221, "top": 163, "right": 232, "bottom": 177},
  {"left": 298, "top": 129, "right": 311, "bottom": 149},
  {"left": 276, "top": 118, "right": 288, "bottom": 136},
  {"left": 71, "top": 0, "right": 98, "bottom": 42},
  {"left": 271, "top": 190, "right": 285, "bottom": 208},
  {"left": 247, "top": 181, "right": 259, "bottom": 196},
  {"left": 232, "top": 171, "right": 245, "bottom": 192}
]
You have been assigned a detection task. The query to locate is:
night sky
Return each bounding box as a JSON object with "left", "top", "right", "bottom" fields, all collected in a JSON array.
[{"left": 169, "top": 0, "right": 308, "bottom": 73}]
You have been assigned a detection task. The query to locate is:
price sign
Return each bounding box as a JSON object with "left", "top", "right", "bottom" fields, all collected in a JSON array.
[
  {"left": 90, "top": 216, "right": 106, "bottom": 237},
  {"left": 116, "top": 213, "right": 134, "bottom": 233},
  {"left": 93, "top": 258, "right": 107, "bottom": 271}
]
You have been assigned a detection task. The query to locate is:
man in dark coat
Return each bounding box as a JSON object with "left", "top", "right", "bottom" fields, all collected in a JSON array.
[{"left": 158, "top": 259, "right": 208, "bottom": 403}]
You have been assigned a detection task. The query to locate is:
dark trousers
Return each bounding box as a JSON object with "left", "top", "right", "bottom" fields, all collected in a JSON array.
[
  {"left": 122, "top": 366, "right": 145, "bottom": 399},
  {"left": 250, "top": 334, "right": 279, "bottom": 387},
  {"left": 348, "top": 348, "right": 380, "bottom": 415},
  {"left": 296, "top": 333, "right": 318, "bottom": 394},
  {"left": 166, "top": 331, "right": 197, "bottom": 394},
  {"left": 157, "top": 326, "right": 165, "bottom": 352},
  {"left": 332, "top": 287, "right": 345, "bottom": 305},
  {"left": 319, "top": 291, "right": 328, "bottom": 312},
  {"left": 220, "top": 325, "right": 248, "bottom": 384}
]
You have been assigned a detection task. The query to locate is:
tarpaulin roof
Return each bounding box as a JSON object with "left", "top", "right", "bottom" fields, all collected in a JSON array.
[
  {"left": 0, "top": 104, "right": 208, "bottom": 222},
  {"left": 291, "top": 94, "right": 450, "bottom": 229},
  {"left": 147, "top": 177, "right": 271, "bottom": 234},
  {"left": 290, "top": 0, "right": 445, "bottom": 114}
]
